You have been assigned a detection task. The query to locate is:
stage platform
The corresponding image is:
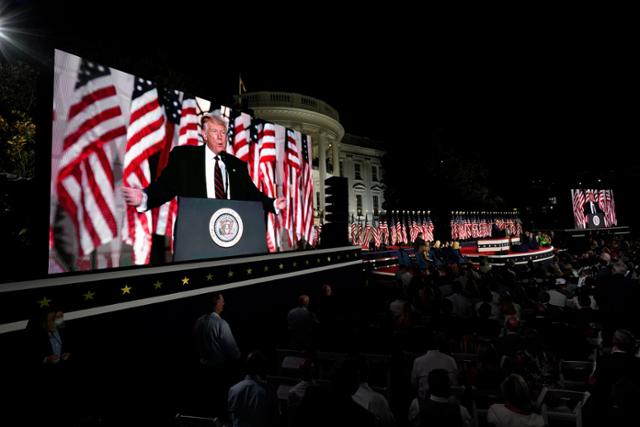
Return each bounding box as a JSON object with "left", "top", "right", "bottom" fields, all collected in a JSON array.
[
  {"left": 460, "top": 245, "right": 555, "bottom": 266},
  {"left": 0, "top": 246, "right": 362, "bottom": 335},
  {"left": 363, "top": 244, "right": 556, "bottom": 276},
  {"left": 555, "top": 225, "right": 631, "bottom": 237}
]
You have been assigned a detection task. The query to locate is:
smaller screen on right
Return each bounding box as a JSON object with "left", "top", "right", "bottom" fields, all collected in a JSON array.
[{"left": 571, "top": 189, "right": 617, "bottom": 229}]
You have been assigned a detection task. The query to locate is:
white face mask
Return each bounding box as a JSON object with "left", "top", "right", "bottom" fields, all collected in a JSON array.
[{"left": 54, "top": 318, "right": 65, "bottom": 328}]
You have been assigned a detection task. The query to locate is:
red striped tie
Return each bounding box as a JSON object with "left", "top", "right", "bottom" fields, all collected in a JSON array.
[{"left": 214, "top": 156, "right": 225, "bottom": 199}]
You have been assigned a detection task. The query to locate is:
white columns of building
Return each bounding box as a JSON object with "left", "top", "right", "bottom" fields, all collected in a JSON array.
[
  {"left": 331, "top": 138, "right": 340, "bottom": 176},
  {"left": 319, "top": 133, "right": 328, "bottom": 215}
]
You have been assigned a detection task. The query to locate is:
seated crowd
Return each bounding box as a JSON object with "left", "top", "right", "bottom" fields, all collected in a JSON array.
[{"left": 19, "top": 234, "right": 640, "bottom": 426}]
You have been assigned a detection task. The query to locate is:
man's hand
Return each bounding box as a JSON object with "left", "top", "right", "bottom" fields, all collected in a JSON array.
[
  {"left": 275, "top": 197, "right": 286, "bottom": 211},
  {"left": 122, "top": 186, "right": 144, "bottom": 207}
]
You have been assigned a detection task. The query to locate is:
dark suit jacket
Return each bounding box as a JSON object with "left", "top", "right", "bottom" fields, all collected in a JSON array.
[
  {"left": 583, "top": 201, "right": 603, "bottom": 215},
  {"left": 144, "top": 145, "right": 275, "bottom": 213}
]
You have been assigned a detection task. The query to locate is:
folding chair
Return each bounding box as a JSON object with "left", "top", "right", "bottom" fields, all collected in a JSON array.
[
  {"left": 537, "top": 387, "right": 590, "bottom": 427},
  {"left": 558, "top": 360, "right": 595, "bottom": 390},
  {"left": 275, "top": 348, "right": 306, "bottom": 377}
]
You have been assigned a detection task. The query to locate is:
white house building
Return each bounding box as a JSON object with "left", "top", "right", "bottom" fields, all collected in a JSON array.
[{"left": 239, "top": 91, "right": 386, "bottom": 223}]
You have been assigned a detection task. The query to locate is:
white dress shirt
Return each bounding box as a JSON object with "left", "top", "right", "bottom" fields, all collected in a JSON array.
[
  {"left": 353, "top": 382, "right": 396, "bottom": 427},
  {"left": 411, "top": 350, "right": 459, "bottom": 400},
  {"left": 205, "top": 144, "right": 229, "bottom": 199},
  {"left": 137, "top": 147, "right": 280, "bottom": 213}
]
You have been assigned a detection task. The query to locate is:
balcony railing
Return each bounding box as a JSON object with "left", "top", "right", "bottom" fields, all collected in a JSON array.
[{"left": 241, "top": 91, "right": 340, "bottom": 121}]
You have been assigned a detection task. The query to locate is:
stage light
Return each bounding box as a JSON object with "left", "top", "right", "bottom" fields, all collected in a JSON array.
[{"left": 0, "top": 2, "right": 43, "bottom": 62}]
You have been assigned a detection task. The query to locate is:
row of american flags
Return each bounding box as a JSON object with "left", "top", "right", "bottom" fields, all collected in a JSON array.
[
  {"left": 350, "top": 212, "right": 435, "bottom": 249},
  {"left": 223, "top": 109, "right": 317, "bottom": 252},
  {"left": 52, "top": 52, "right": 316, "bottom": 271},
  {"left": 450, "top": 213, "right": 522, "bottom": 240},
  {"left": 571, "top": 189, "right": 618, "bottom": 229}
]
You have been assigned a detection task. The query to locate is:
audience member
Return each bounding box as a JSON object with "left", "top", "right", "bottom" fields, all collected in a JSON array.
[
  {"left": 408, "top": 368, "right": 472, "bottom": 427},
  {"left": 287, "top": 294, "right": 320, "bottom": 349},
  {"left": 228, "top": 351, "right": 279, "bottom": 427},
  {"left": 353, "top": 358, "right": 396, "bottom": 427},
  {"left": 487, "top": 374, "right": 544, "bottom": 427},
  {"left": 411, "top": 333, "right": 459, "bottom": 400},
  {"left": 293, "top": 358, "right": 375, "bottom": 427},
  {"left": 193, "top": 293, "right": 242, "bottom": 417}
]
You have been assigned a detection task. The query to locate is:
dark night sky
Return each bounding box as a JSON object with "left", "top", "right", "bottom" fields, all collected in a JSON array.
[{"left": 7, "top": 2, "right": 639, "bottom": 190}]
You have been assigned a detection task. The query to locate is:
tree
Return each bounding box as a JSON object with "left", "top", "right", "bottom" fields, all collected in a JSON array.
[
  {"left": 0, "top": 62, "right": 39, "bottom": 280},
  {"left": 0, "top": 62, "right": 38, "bottom": 178}
]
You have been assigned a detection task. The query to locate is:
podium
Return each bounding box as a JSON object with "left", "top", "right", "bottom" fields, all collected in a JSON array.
[
  {"left": 173, "top": 197, "right": 267, "bottom": 262},
  {"left": 586, "top": 213, "right": 605, "bottom": 229}
]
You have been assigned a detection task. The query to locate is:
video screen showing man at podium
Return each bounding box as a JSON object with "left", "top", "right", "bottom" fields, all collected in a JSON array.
[
  {"left": 49, "top": 50, "right": 316, "bottom": 273},
  {"left": 571, "top": 188, "right": 617, "bottom": 229}
]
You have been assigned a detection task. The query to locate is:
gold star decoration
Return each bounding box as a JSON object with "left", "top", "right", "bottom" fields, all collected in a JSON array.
[
  {"left": 83, "top": 290, "right": 95, "bottom": 301},
  {"left": 37, "top": 296, "right": 51, "bottom": 308},
  {"left": 305, "top": 259, "right": 309, "bottom": 265},
  {"left": 153, "top": 280, "right": 163, "bottom": 290},
  {"left": 292, "top": 261, "right": 297, "bottom": 267},
  {"left": 181, "top": 276, "right": 190, "bottom": 286},
  {"left": 121, "top": 285, "right": 132, "bottom": 295},
  {"left": 346, "top": 253, "right": 350, "bottom": 258},
  {"left": 327, "top": 256, "right": 331, "bottom": 262},
  {"left": 246, "top": 268, "right": 252, "bottom": 275},
  {"left": 316, "top": 258, "right": 321, "bottom": 264},
  {"left": 337, "top": 255, "right": 341, "bottom": 260},
  {"left": 264, "top": 265, "right": 269, "bottom": 272},
  {"left": 278, "top": 263, "right": 284, "bottom": 270},
  {"left": 228, "top": 271, "right": 234, "bottom": 278},
  {"left": 206, "top": 273, "right": 213, "bottom": 281}
]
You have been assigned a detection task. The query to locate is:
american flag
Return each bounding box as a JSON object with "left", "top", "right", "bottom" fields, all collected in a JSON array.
[
  {"left": 225, "top": 109, "right": 238, "bottom": 157},
  {"left": 152, "top": 96, "right": 201, "bottom": 251},
  {"left": 371, "top": 219, "right": 382, "bottom": 249},
  {"left": 300, "top": 134, "right": 315, "bottom": 246},
  {"left": 178, "top": 97, "right": 200, "bottom": 147},
  {"left": 389, "top": 214, "right": 397, "bottom": 245},
  {"left": 153, "top": 88, "right": 182, "bottom": 181},
  {"left": 360, "top": 215, "right": 371, "bottom": 249},
  {"left": 228, "top": 110, "right": 251, "bottom": 162},
  {"left": 257, "top": 123, "right": 279, "bottom": 252},
  {"left": 379, "top": 218, "right": 389, "bottom": 246},
  {"left": 56, "top": 59, "right": 126, "bottom": 258},
  {"left": 606, "top": 189, "right": 618, "bottom": 227},
  {"left": 401, "top": 212, "right": 409, "bottom": 244},
  {"left": 350, "top": 213, "right": 357, "bottom": 244},
  {"left": 144, "top": 89, "right": 185, "bottom": 252},
  {"left": 410, "top": 214, "right": 420, "bottom": 243},
  {"left": 395, "top": 213, "right": 403, "bottom": 244},
  {"left": 151, "top": 87, "right": 182, "bottom": 243},
  {"left": 248, "top": 120, "right": 261, "bottom": 187},
  {"left": 122, "top": 78, "right": 166, "bottom": 264},
  {"left": 284, "top": 128, "right": 302, "bottom": 247},
  {"left": 572, "top": 189, "right": 587, "bottom": 229}
]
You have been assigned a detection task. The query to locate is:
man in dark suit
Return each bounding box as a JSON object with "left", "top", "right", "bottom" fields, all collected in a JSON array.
[
  {"left": 584, "top": 200, "right": 603, "bottom": 215},
  {"left": 123, "top": 114, "right": 286, "bottom": 213}
]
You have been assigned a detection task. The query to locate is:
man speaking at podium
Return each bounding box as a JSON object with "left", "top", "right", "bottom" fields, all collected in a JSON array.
[{"left": 122, "top": 114, "right": 286, "bottom": 213}]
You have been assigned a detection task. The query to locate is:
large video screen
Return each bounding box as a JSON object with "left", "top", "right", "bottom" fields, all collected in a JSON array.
[
  {"left": 571, "top": 188, "right": 617, "bottom": 229},
  {"left": 49, "top": 50, "right": 316, "bottom": 273}
]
